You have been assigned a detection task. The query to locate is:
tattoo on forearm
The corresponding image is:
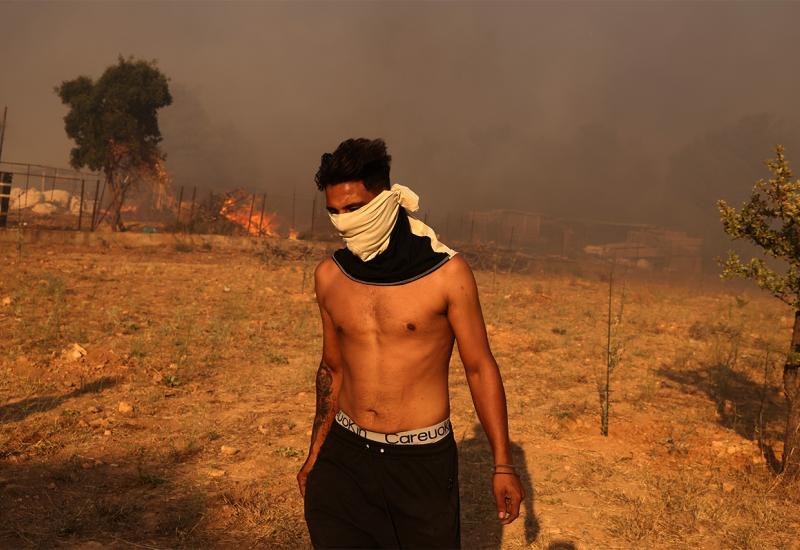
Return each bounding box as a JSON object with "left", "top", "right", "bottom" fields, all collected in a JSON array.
[{"left": 310, "top": 362, "right": 334, "bottom": 448}]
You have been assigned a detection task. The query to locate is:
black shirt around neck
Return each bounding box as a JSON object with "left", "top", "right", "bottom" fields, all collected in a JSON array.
[{"left": 331, "top": 208, "right": 452, "bottom": 286}]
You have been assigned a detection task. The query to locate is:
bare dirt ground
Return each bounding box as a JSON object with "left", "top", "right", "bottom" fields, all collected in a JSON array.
[{"left": 1, "top": 236, "right": 799, "bottom": 549}]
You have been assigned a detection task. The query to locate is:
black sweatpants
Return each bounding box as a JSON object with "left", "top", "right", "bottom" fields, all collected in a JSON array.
[{"left": 304, "top": 420, "right": 461, "bottom": 549}]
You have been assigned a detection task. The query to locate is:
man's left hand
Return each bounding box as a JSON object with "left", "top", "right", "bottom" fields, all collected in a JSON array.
[{"left": 492, "top": 471, "right": 524, "bottom": 525}]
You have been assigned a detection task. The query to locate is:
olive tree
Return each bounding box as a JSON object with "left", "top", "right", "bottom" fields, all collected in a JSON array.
[
  {"left": 718, "top": 145, "right": 800, "bottom": 472},
  {"left": 55, "top": 56, "right": 172, "bottom": 230}
]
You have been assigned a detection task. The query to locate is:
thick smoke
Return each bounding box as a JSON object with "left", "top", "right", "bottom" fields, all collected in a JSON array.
[
  {"left": 159, "top": 84, "right": 266, "bottom": 192},
  {"left": 1, "top": 2, "right": 799, "bottom": 255}
]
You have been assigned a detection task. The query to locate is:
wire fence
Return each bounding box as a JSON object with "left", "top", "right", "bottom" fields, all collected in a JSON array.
[
  {"left": 0, "top": 160, "right": 333, "bottom": 239},
  {"left": 0, "top": 160, "right": 706, "bottom": 273}
]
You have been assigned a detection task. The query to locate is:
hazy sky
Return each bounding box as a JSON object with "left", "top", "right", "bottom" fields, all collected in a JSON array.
[{"left": 1, "top": 1, "right": 799, "bottom": 245}]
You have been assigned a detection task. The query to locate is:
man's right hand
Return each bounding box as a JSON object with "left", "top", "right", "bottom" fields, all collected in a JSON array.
[{"left": 297, "top": 456, "right": 315, "bottom": 497}]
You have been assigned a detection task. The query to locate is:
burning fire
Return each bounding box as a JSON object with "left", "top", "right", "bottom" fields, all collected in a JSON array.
[
  {"left": 218, "top": 192, "right": 277, "bottom": 236},
  {"left": 288, "top": 229, "right": 299, "bottom": 240}
]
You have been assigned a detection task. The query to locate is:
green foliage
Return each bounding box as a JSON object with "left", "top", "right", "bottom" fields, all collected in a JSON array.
[
  {"left": 274, "top": 446, "right": 303, "bottom": 458},
  {"left": 55, "top": 56, "right": 172, "bottom": 173},
  {"left": 54, "top": 56, "right": 172, "bottom": 229},
  {"left": 717, "top": 146, "right": 800, "bottom": 308}
]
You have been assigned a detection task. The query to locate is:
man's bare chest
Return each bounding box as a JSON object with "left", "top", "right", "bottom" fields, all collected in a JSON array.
[{"left": 325, "top": 277, "right": 449, "bottom": 337}]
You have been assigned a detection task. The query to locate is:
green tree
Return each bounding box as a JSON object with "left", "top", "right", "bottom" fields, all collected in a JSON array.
[
  {"left": 717, "top": 145, "right": 800, "bottom": 472},
  {"left": 55, "top": 56, "right": 172, "bottom": 231}
]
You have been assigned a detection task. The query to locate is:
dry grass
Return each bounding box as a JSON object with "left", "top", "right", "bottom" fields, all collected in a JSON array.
[{"left": 1, "top": 238, "right": 799, "bottom": 548}]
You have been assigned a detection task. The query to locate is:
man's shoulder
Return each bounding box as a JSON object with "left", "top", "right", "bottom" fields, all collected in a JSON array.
[
  {"left": 437, "top": 253, "right": 473, "bottom": 281},
  {"left": 315, "top": 257, "right": 339, "bottom": 283}
]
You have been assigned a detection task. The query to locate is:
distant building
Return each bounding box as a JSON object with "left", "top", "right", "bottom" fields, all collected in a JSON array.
[{"left": 462, "top": 209, "right": 704, "bottom": 273}]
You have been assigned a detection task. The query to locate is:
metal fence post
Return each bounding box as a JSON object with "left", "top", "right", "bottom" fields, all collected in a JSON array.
[
  {"left": 175, "top": 185, "right": 184, "bottom": 229},
  {"left": 469, "top": 213, "right": 475, "bottom": 244},
  {"left": 246, "top": 193, "right": 255, "bottom": 235},
  {"left": 258, "top": 193, "right": 267, "bottom": 237},
  {"left": 77, "top": 179, "right": 85, "bottom": 230},
  {"left": 188, "top": 186, "right": 197, "bottom": 233},
  {"left": 24, "top": 164, "right": 30, "bottom": 208}
]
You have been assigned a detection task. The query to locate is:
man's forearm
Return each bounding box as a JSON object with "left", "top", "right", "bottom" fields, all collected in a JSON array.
[
  {"left": 306, "top": 360, "right": 341, "bottom": 461},
  {"left": 465, "top": 361, "right": 513, "bottom": 464}
]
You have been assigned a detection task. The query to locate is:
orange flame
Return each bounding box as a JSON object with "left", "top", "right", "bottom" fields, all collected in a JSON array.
[
  {"left": 219, "top": 194, "right": 277, "bottom": 236},
  {"left": 288, "top": 229, "right": 299, "bottom": 240}
]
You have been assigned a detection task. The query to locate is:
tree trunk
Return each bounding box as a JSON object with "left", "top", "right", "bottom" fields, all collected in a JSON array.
[
  {"left": 108, "top": 177, "right": 129, "bottom": 232},
  {"left": 782, "top": 309, "right": 800, "bottom": 472}
]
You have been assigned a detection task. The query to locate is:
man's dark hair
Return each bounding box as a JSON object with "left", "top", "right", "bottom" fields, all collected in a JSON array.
[{"left": 315, "top": 138, "right": 392, "bottom": 192}]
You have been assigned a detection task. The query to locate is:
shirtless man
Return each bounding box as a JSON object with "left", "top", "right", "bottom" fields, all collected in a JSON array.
[{"left": 298, "top": 138, "right": 524, "bottom": 549}]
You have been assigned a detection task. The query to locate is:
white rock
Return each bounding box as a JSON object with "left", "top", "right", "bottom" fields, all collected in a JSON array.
[
  {"left": 48, "top": 189, "right": 73, "bottom": 208},
  {"left": 31, "top": 202, "right": 58, "bottom": 215},
  {"left": 9, "top": 188, "right": 43, "bottom": 210},
  {"left": 117, "top": 401, "right": 133, "bottom": 414},
  {"left": 62, "top": 343, "right": 87, "bottom": 361},
  {"left": 69, "top": 196, "right": 85, "bottom": 215}
]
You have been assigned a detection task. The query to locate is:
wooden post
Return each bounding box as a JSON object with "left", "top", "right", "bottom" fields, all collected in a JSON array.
[
  {"left": 77, "top": 179, "right": 85, "bottom": 230},
  {"left": 188, "top": 186, "right": 197, "bottom": 233},
  {"left": 246, "top": 193, "right": 256, "bottom": 234},
  {"left": 176, "top": 185, "right": 184, "bottom": 228},
  {"left": 51, "top": 169, "right": 57, "bottom": 201},
  {"left": 258, "top": 193, "right": 267, "bottom": 237},
  {"left": 90, "top": 179, "right": 100, "bottom": 231}
]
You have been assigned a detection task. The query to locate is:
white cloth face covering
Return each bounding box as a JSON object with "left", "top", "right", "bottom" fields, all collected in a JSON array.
[{"left": 328, "top": 183, "right": 454, "bottom": 262}]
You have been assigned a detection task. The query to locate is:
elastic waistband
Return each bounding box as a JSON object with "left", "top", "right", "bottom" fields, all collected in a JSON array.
[{"left": 335, "top": 410, "right": 452, "bottom": 446}]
